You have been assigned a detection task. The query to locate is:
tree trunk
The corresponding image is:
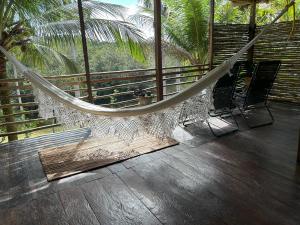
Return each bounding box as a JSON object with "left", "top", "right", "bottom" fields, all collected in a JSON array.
[{"left": 0, "top": 53, "right": 18, "bottom": 141}]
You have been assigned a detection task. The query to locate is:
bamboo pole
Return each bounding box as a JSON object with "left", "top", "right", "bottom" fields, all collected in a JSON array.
[
  {"left": 154, "top": 0, "right": 163, "bottom": 101},
  {"left": 78, "top": 0, "right": 93, "bottom": 103},
  {"left": 208, "top": 0, "right": 215, "bottom": 71}
]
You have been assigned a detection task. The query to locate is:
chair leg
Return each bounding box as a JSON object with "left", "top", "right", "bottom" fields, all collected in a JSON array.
[
  {"left": 238, "top": 106, "right": 249, "bottom": 125},
  {"left": 230, "top": 111, "right": 240, "bottom": 130},
  {"left": 239, "top": 105, "right": 274, "bottom": 128},
  {"left": 207, "top": 112, "right": 239, "bottom": 137},
  {"left": 266, "top": 104, "right": 274, "bottom": 123},
  {"left": 207, "top": 119, "right": 218, "bottom": 137}
]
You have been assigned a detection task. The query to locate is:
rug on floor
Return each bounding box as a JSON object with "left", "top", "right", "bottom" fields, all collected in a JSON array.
[{"left": 39, "top": 135, "right": 178, "bottom": 181}]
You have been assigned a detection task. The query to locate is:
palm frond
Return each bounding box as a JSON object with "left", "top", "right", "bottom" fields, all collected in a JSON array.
[
  {"left": 35, "top": 18, "right": 146, "bottom": 59},
  {"left": 1, "top": 0, "right": 62, "bottom": 24},
  {"left": 1, "top": 0, "right": 148, "bottom": 70},
  {"left": 36, "top": 1, "right": 127, "bottom": 24},
  {"left": 162, "top": 0, "right": 208, "bottom": 62},
  {"left": 138, "top": 0, "right": 153, "bottom": 9},
  {"left": 16, "top": 43, "right": 78, "bottom": 73},
  {"left": 161, "top": 40, "right": 197, "bottom": 64},
  {"left": 164, "top": 25, "right": 190, "bottom": 54},
  {"left": 127, "top": 12, "right": 154, "bottom": 29}
]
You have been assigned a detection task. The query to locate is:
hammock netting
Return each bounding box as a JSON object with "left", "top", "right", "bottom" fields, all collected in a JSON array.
[
  {"left": 32, "top": 83, "right": 212, "bottom": 141},
  {"left": 0, "top": 1, "right": 294, "bottom": 143}
]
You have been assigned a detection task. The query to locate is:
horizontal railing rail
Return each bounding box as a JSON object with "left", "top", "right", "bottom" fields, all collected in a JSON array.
[{"left": 0, "top": 64, "right": 208, "bottom": 141}]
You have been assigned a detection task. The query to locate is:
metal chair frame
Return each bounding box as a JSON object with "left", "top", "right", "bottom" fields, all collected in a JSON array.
[
  {"left": 207, "top": 62, "right": 241, "bottom": 137},
  {"left": 237, "top": 60, "right": 281, "bottom": 128}
]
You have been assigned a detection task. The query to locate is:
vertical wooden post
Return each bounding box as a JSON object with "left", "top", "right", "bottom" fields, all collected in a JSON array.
[
  {"left": 208, "top": 0, "right": 215, "bottom": 71},
  {"left": 0, "top": 54, "right": 18, "bottom": 141},
  {"left": 154, "top": 0, "right": 163, "bottom": 101},
  {"left": 297, "top": 128, "right": 300, "bottom": 163},
  {"left": 247, "top": 0, "right": 256, "bottom": 64},
  {"left": 78, "top": 0, "right": 93, "bottom": 103}
]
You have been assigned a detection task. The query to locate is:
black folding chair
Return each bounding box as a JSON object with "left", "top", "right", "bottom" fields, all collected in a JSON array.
[
  {"left": 207, "top": 62, "right": 241, "bottom": 136},
  {"left": 237, "top": 60, "right": 281, "bottom": 128},
  {"left": 234, "top": 60, "right": 256, "bottom": 94}
]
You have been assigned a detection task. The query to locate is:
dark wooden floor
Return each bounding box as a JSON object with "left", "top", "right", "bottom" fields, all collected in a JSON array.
[{"left": 0, "top": 102, "right": 300, "bottom": 225}]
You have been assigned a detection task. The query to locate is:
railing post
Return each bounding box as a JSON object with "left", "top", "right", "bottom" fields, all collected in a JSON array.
[
  {"left": 0, "top": 54, "right": 18, "bottom": 141},
  {"left": 154, "top": 0, "right": 163, "bottom": 101},
  {"left": 208, "top": 0, "right": 215, "bottom": 71},
  {"left": 297, "top": 128, "right": 300, "bottom": 164},
  {"left": 78, "top": 0, "right": 93, "bottom": 103}
]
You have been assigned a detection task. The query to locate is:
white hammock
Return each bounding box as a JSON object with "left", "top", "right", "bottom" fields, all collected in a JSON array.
[{"left": 0, "top": 1, "right": 294, "bottom": 141}]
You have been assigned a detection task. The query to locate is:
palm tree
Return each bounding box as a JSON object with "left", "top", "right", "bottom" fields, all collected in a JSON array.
[
  {"left": 0, "top": 0, "right": 145, "bottom": 141},
  {"left": 136, "top": 0, "right": 297, "bottom": 64},
  {"left": 163, "top": 0, "right": 209, "bottom": 65},
  {"left": 214, "top": 0, "right": 250, "bottom": 24},
  {"left": 135, "top": 0, "right": 209, "bottom": 65}
]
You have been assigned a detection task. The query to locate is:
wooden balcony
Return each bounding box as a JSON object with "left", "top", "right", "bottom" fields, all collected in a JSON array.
[
  {"left": 1, "top": 1, "right": 299, "bottom": 224},
  {"left": 0, "top": 64, "right": 208, "bottom": 142},
  {"left": 0, "top": 102, "right": 299, "bottom": 225}
]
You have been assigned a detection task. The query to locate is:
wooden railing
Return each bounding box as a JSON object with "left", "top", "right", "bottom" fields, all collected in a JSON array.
[{"left": 0, "top": 64, "right": 209, "bottom": 141}]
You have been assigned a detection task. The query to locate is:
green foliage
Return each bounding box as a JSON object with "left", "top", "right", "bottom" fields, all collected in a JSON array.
[
  {"left": 0, "top": 0, "right": 146, "bottom": 74},
  {"left": 215, "top": 0, "right": 299, "bottom": 24},
  {"left": 110, "top": 89, "right": 119, "bottom": 105},
  {"left": 87, "top": 44, "right": 145, "bottom": 73},
  {"left": 255, "top": 0, "right": 299, "bottom": 25},
  {"left": 215, "top": 0, "right": 250, "bottom": 24},
  {"left": 136, "top": 0, "right": 210, "bottom": 65},
  {"left": 163, "top": 0, "right": 209, "bottom": 64},
  {"left": 1, "top": 0, "right": 298, "bottom": 140}
]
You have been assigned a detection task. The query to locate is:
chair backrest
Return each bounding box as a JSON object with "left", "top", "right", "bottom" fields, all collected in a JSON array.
[
  {"left": 213, "top": 62, "right": 241, "bottom": 111},
  {"left": 244, "top": 60, "right": 281, "bottom": 107}
]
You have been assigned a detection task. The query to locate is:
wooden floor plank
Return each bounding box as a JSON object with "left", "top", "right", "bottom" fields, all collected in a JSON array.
[
  {"left": 122, "top": 153, "right": 155, "bottom": 169},
  {"left": 59, "top": 187, "right": 100, "bottom": 225},
  {"left": 0, "top": 195, "right": 33, "bottom": 225},
  {"left": 120, "top": 160, "right": 228, "bottom": 225},
  {"left": 184, "top": 119, "right": 300, "bottom": 183},
  {"left": 32, "top": 193, "right": 70, "bottom": 225},
  {"left": 136, "top": 152, "right": 281, "bottom": 225},
  {"left": 1, "top": 102, "right": 300, "bottom": 225},
  {"left": 162, "top": 145, "right": 300, "bottom": 225},
  {"left": 0, "top": 208, "right": 11, "bottom": 225},
  {"left": 7, "top": 145, "right": 30, "bottom": 199},
  {"left": 0, "top": 193, "right": 69, "bottom": 225},
  {"left": 0, "top": 150, "right": 10, "bottom": 203},
  {"left": 107, "top": 163, "right": 127, "bottom": 174},
  {"left": 2, "top": 129, "right": 112, "bottom": 200},
  {"left": 152, "top": 150, "right": 277, "bottom": 225},
  {"left": 118, "top": 168, "right": 184, "bottom": 225},
  {"left": 0, "top": 196, "right": 38, "bottom": 225},
  {"left": 195, "top": 141, "right": 300, "bottom": 207},
  {"left": 81, "top": 174, "right": 161, "bottom": 225},
  {"left": 212, "top": 131, "right": 300, "bottom": 183}
]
